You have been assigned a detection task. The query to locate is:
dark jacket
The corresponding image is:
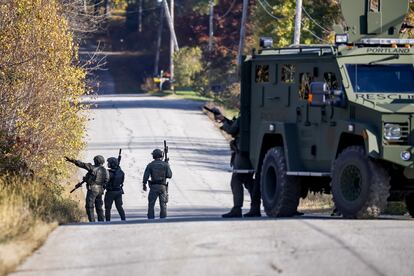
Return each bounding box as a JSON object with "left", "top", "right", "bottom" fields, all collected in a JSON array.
[
  {"left": 143, "top": 159, "right": 172, "bottom": 185},
  {"left": 107, "top": 167, "right": 125, "bottom": 191},
  {"left": 221, "top": 117, "right": 252, "bottom": 170}
]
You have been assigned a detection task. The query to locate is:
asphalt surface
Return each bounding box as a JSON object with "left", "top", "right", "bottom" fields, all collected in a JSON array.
[{"left": 12, "top": 95, "right": 414, "bottom": 276}]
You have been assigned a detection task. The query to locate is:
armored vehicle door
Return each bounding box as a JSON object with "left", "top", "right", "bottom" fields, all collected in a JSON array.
[
  {"left": 295, "top": 62, "right": 344, "bottom": 172},
  {"left": 250, "top": 61, "right": 289, "bottom": 152}
]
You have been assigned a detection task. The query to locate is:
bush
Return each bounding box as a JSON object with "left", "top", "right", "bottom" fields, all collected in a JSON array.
[{"left": 173, "top": 47, "right": 204, "bottom": 88}]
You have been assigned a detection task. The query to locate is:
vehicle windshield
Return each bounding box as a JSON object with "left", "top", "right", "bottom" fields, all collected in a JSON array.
[{"left": 346, "top": 64, "right": 414, "bottom": 93}]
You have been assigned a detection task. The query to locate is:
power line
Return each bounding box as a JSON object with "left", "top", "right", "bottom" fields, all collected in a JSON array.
[
  {"left": 302, "top": 6, "right": 330, "bottom": 33},
  {"left": 257, "top": 0, "right": 328, "bottom": 43},
  {"left": 302, "top": 21, "right": 328, "bottom": 42},
  {"left": 257, "top": 0, "right": 283, "bottom": 20},
  {"left": 217, "top": 0, "right": 237, "bottom": 19}
]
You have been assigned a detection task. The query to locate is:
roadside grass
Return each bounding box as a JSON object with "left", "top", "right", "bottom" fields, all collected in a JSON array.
[
  {"left": 150, "top": 90, "right": 212, "bottom": 102},
  {"left": 0, "top": 176, "right": 83, "bottom": 275},
  {"left": 299, "top": 194, "right": 335, "bottom": 214}
]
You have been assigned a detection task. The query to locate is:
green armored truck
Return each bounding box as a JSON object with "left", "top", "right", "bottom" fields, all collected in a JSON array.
[{"left": 239, "top": 0, "right": 414, "bottom": 218}]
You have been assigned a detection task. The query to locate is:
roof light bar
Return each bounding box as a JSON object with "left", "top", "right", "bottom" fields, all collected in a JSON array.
[{"left": 360, "top": 38, "right": 414, "bottom": 45}]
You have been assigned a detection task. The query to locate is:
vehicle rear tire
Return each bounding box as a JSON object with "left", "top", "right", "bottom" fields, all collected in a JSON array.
[
  {"left": 260, "top": 147, "right": 300, "bottom": 217},
  {"left": 331, "top": 146, "right": 390, "bottom": 218},
  {"left": 404, "top": 194, "right": 414, "bottom": 218}
]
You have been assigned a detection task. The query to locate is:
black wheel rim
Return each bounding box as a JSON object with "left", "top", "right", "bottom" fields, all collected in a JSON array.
[
  {"left": 265, "top": 165, "right": 277, "bottom": 200},
  {"left": 340, "top": 164, "right": 362, "bottom": 202}
]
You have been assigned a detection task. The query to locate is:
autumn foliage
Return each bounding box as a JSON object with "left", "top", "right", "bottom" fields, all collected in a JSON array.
[
  {"left": 0, "top": 0, "right": 87, "bottom": 252},
  {"left": 0, "top": 0, "right": 86, "bottom": 178}
]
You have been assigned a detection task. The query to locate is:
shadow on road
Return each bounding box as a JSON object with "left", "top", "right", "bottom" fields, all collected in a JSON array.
[
  {"left": 63, "top": 206, "right": 410, "bottom": 227},
  {"left": 82, "top": 97, "right": 204, "bottom": 111},
  {"left": 86, "top": 135, "right": 231, "bottom": 172},
  {"left": 62, "top": 208, "right": 412, "bottom": 227}
]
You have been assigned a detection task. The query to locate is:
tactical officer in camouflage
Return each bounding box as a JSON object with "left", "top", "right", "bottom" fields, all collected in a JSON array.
[
  {"left": 105, "top": 157, "right": 126, "bottom": 221},
  {"left": 215, "top": 114, "right": 261, "bottom": 218},
  {"left": 65, "top": 155, "right": 109, "bottom": 222},
  {"left": 142, "top": 149, "right": 172, "bottom": 219}
]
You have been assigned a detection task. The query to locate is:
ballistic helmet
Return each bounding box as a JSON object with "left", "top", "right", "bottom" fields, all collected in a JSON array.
[
  {"left": 93, "top": 155, "right": 105, "bottom": 166},
  {"left": 152, "top": 149, "right": 163, "bottom": 159},
  {"left": 107, "top": 157, "right": 118, "bottom": 169}
]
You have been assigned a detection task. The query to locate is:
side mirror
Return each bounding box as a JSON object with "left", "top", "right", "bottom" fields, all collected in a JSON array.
[{"left": 308, "top": 82, "right": 329, "bottom": 106}]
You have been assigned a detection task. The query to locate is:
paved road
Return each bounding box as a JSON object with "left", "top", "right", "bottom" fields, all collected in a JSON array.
[{"left": 13, "top": 95, "right": 414, "bottom": 276}]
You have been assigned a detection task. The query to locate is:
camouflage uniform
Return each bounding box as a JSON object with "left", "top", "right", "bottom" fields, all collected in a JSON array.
[
  {"left": 220, "top": 117, "right": 261, "bottom": 217},
  {"left": 143, "top": 151, "right": 172, "bottom": 219},
  {"left": 105, "top": 157, "right": 126, "bottom": 221},
  {"left": 67, "top": 156, "right": 109, "bottom": 222}
]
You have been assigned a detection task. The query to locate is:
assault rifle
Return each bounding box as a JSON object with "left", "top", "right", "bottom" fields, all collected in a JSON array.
[
  {"left": 117, "top": 149, "right": 122, "bottom": 166},
  {"left": 117, "top": 148, "right": 124, "bottom": 194},
  {"left": 164, "top": 140, "right": 169, "bottom": 163},
  {"left": 70, "top": 179, "right": 85, "bottom": 193},
  {"left": 203, "top": 106, "right": 230, "bottom": 123},
  {"left": 164, "top": 140, "right": 169, "bottom": 202}
]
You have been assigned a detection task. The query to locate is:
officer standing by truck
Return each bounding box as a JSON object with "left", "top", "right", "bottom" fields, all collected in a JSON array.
[
  {"left": 214, "top": 113, "right": 261, "bottom": 218},
  {"left": 65, "top": 155, "right": 109, "bottom": 222},
  {"left": 142, "top": 149, "right": 172, "bottom": 219},
  {"left": 105, "top": 157, "right": 126, "bottom": 221}
]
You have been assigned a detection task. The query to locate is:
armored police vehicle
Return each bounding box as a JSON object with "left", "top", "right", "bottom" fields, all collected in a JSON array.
[{"left": 239, "top": 0, "right": 414, "bottom": 218}]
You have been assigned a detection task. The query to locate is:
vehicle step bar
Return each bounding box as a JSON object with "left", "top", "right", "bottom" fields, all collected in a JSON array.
[{"left": 287, "top": 171, "right": 331, "bottom": 177}]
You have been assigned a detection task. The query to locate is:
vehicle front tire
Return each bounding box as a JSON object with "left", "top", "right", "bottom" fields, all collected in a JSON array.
[
  {"left": 331, "top": 146, "right": 390, "bottom": 218},
  {"left": 260, "top": 147, "right": 300, "bottom": 217}
]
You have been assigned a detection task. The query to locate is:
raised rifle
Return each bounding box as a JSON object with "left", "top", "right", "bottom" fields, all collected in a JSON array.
[
  {"left": 117, "top": 149, "right": 122, "bottom": 165},
  {"left": 164, "top": 140, "right": 169, "bottom": 202},
  {"left": 203, "top": 105, "right": 230, "bottom": 123},
  {"left": 117, "top": 148, "right": 124, "bottom": 194},
  {"left": 164, "top": 140, "right": 169, "bottom": 163}
]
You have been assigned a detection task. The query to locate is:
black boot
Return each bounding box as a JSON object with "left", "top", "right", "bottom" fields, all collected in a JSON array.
[
  {"left": 243, "top": 204, "right": 261, "bottom": 217},
  {"left": 243, "top": 209, "right": 261, "bottom": 217},
  {"left": 222, "top": 208, "right": 242, "bottom": 218},
  {"left": 331, "top": 208, "right": 341, "bottom": 217}
]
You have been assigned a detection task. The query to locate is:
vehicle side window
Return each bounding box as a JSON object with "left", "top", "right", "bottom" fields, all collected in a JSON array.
[
  {"left": 299, "top": 72, "right": 312, "bottom": 99},
  {"left": 255, "top": 65, "right": 270, "bottom": 83},
  {"left": 281, "top": 64, "right": 295, "bottom": 84},
  {"left": 324, "top": 72, "right": 339, "bottom": 90}
]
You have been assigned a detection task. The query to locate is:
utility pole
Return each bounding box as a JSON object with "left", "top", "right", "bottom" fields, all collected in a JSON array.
[
  {"left": 161, "top": 0, "right": 178, "bottom": 50},
  {"left": 293, "top": 0, "right": 303, "bottom": 45},
  {"left": 208, "top": 0, "right": 214, "bottom": 52},
  {"left": 154, "top": 6, "right": 165, "bottom": 76},
  {"left": 169, "top": 0, "right": 175, "bottom": 91},
  {"left": 138, "top": 0, "right": 143, "bottom": 33},
  {"left": 237, "top": 0, "right": 248, "bottom": 70}
]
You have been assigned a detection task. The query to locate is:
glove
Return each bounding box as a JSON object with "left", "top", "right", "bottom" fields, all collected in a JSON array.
[
  {"left": 143, "top": 184, "right": 147, "bottom": 192},
  {"left": 214, "top": 114, "right": 225, "bottom": 122}
]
